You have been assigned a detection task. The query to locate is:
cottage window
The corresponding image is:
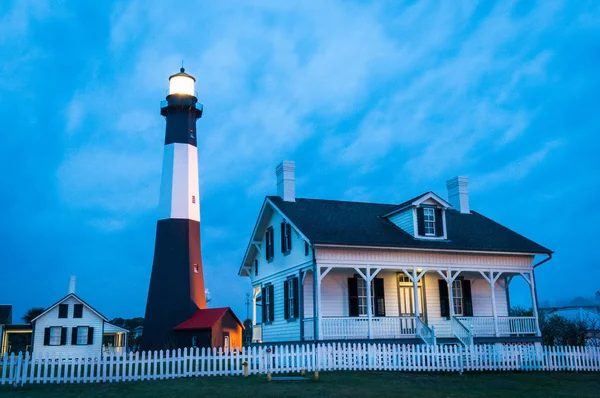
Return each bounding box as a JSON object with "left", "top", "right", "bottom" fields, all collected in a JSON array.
[
  {"left": 452, "top": 280, "right": 463, "bottom": 316},
  {"left": 357, "top": 278, "right": 369, "bottom": 316},
  {"left": 262, "top": 285, "right": 275, "bottom": 322},
  {"left": 77, "top": 326, "right": 89, "bottom": 345},
  {"left": 284, "top": 277, "right": 299, "bottom": 320},
  {"left": 73, "top": 304, "right": 83, "bottom": 318},
  {"left": 304, "top": 241, "right": 310, "bottom": 256},
  {"left": 49, "top": 327, "right": 62, "bottom": 346},
  {"left": 423, "top": 208, "right": 435, "bottom": 236},
  {"left": 254, "top": 259, "right": 259, "bottom": 276},
  {"left": 58, "top": 304, "right": 68, "bottom": 318},
  {"left": 417, "top": 206, "right": 444, "bottom": 237},
  {"left": 281, "top": 221, "right": 292, "bottom": 254},
  {"left": 265, "top": 227, "right": 274, "bottom": 261},
  {"left": 348, "top": 277, "right": 385, "bottom": 317}
]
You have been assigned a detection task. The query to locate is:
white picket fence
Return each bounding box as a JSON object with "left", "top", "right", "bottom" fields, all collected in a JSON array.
[{"left": 1, "top": 343, "right": 600, "bottom": 386}]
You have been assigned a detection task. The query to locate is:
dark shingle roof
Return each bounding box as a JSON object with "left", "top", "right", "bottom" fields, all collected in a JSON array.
[
  {"left": 268, "top": 196, "right": 552, "bottom": 254},
  {"left": 0, "top": 305, "right": 12, "bottom": 324}
]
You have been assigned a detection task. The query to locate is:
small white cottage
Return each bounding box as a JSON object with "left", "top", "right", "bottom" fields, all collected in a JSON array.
[{"left": 31, "top": 278, "right": 128, "bottom": 357}]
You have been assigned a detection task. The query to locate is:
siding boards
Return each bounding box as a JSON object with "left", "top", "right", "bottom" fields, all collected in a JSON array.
[
  {"left": 261, "top": 273, "right": 301, "bottom": 342},
  {"left": 315, "top": 248, "right": 533, "bottom": 270},
  {"left": 387, "top": 209, "right": 414, "bottom": 235}
]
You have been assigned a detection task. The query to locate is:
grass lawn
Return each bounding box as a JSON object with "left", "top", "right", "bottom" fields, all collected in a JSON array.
[{"left": 1, "top": 371, "right": 599, "bottom": 397}]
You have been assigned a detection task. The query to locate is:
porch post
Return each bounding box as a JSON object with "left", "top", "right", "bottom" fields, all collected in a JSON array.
[
  {"left": 489, "top": 271, "right": 500, "bottom": 337},
  {"left": 412, "top": 268, "right": 420, "bottom": 319},
  {"left": 316, "top": 265, "right": 322, "bottom": 341},
  {"left": 529, "top": 271, "right": 542, "bottom": 337},
  {"left": 366, "top": 265, "right": 373, "bottom": 339},
  {"left": 447, "top": 270, "right": 455, "bottom": 318},
  {"left": 252, "top": 287, "right": 259, "bottom": 326}
]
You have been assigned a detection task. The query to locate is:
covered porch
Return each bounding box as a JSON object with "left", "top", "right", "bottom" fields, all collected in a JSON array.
[
  {"left": 102, "top": 323, "right": 128, "bottom": 356},
  {"left": 307, "top": 265, "right": 540, "bottom": 344}
]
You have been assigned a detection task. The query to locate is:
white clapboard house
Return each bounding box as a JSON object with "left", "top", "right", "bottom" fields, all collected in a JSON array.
[
  {"left": 238, "top": 161, "right": 552, "bottom": 346},
  {"left": 31, "top": 278, "right": 128, "bottom": 356}
]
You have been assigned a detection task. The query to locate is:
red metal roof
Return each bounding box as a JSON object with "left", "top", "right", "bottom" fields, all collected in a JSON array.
[{"left": 174, "top": 307, "right": 243, "bottom": 330}]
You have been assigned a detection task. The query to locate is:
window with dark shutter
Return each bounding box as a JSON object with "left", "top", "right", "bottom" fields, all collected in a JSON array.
[
  {"left": 373, "top": 278, "right": 386, "bottom": 316},
  {"left": 74, "top": 304, "right": 83, "bottom": 318},
  {"left": 268, "top": 285, "right": 275, "bottom": 322},
  {"left": 435, "top": 208, "right": 444, "bottom": 237},
  {"left": 43, "top": 328, "right": 50, "bottom": 346},
  {"left": 281, "top": 221, "right": 292, "bottom": 254},
  {"left": 60, "top": 327, "right": 67, "bottom": 345},
  {"left": 438, "top": 280, "right": 450, "bottom": 318},
  {"left": 462, "top": 280, "right": 473, "bottom": 316},
  {"left": 284, "top": 280, "right": 290, "bottom": 320},
  {"left": 87, "top": 327, "right": 94, "bottom": 345},
  {"left": 265, "top": 227, "right": 274, "bottom": 261},
  {"left": 58, "top": 304, "right": 68, "bottom": 318},
  {"left": 261, "top": 290, "right": 267, "bottom": 323},
  {"left": 417, "top": 207, "right": 425, "bottom": 236},
  {"left": 304, "top": 241, "right": 309, "bottom": 256},
  {"left": 348, "top": 277, "right": 359, "bottom": 316},
  {"left": 254, "top": 259, "right": 258, "bottom": 276},
  {"left": 281, "top": 222, "right": 286, "bottom": 253},
  {"left": 71, "top": 327, "right": 78, "bottom": 345},
  {"left": 293, "top": 277, "right": 299, "bottom": 319}
]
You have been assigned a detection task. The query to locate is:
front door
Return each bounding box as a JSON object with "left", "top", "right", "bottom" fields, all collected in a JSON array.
[{"left": 397, "top": 273, "right": 425, "bottom": 318}]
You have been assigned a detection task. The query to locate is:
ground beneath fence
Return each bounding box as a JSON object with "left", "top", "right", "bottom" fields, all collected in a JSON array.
[{"left": 1, "top": 371, "right": 600, "bottom": 398}]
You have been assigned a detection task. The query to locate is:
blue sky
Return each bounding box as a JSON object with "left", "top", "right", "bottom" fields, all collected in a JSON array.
[{"left": 1, "top": 1, "right": 599, "bottom": 322}]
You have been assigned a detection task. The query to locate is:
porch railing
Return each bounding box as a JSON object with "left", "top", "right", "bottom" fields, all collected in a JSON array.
[
  {"left": 456, "top": 316, "right": 537, "bottom": 337},
  {"left": 318, "top": 316, "right": 417, "bottom": 340},
  {"left": 452, "top": 316, "right": 473, "bottom": 346},
  {"left": 416, "top": 317, "right": 436, "bottom": 345}
]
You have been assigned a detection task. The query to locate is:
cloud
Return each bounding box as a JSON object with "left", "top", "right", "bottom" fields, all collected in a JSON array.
[{"left": 472, "top": 140, "right": 563, "bottom": 190}]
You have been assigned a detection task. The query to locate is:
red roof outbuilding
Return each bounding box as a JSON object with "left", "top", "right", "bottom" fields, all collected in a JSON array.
[{"left": 174, "top": 307, "right": 244, "bottom": 331}]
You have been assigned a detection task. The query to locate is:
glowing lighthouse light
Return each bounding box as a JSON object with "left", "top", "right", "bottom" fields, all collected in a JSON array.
[{"left": 168, "top": 67, "right": 195, "bottom": 96}]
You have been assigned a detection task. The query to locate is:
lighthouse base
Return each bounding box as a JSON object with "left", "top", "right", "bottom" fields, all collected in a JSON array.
[{"left": 142, "top": 218, "right": 206, "bottom": 351}]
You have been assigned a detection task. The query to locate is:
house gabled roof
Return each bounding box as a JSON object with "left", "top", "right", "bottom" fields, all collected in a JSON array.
[
  {"left": 174, "top": 307, "right": 244, "bottom": 331},
  {"left": 564, "top": 297, "right": 600, "bottom": 309},
  {"left": 383, "top": 191, "right": 452, "bottom": 216},
  {"left": 104, "top": 323, "right": 129, "bottom": 333},
  {"left": 31, "top": 293, "right": 108, "bottom": 323},
  {"left": 265, "top": 195, "right": 552, "bottom": 255},
  {"left": 0, "top": 305, "right": 12, "bottom": 324}
]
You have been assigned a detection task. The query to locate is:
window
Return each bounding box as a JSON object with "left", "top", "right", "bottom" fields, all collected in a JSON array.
[
  {"left": 254, "top": 259, "right": 258, "bottom": 276},
  {"left": 193, "top": 263, "right": 199, "bottom": 273},
  {"left": 284, "top": 277, "right": 299, "bottom": 320},
  {"left": 417, "top": 206, "right": 444, "bottom": 238},
  {"left": 281, "top": 221, "right": 292, "bottom": 254},
  {"left": 262, "top": 285, "right": 275, "bottom": 323},
  {"left": 74, "top": 304, "right": 83, "bottom": 318},
  {"left": 423, "top": 208, "right": 435, "bottom": 236},
  {"left": 452, "top": 280, "right": 463, "bottom": 316},
  {"left": 357, "top": 278, "right": 369, "bottom": 316},
  {"left": 49, "top": 327, "right": 61, "bottom": 346},
  {"left": 265, "top": 227, "right": 274, "bottom": 261},
  {"left": 77, "top": 326, "right": 89, "bottom": 345},
  {"left": 304, "top": 241, "right": 310, "bottom": 256},
  {"left": 58, "top": 304, "right": 68, "bottom": 318},
  {"left": 348, "top": 277, "right": 385, "bottom": 317}
]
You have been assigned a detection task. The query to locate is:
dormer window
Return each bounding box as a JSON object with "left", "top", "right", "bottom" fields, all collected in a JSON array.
[
  {"left": 417, "top": 206, "right": 444, "bottom": 238},
  {"left": 423, "top": 208, "right": 436, "bottom": 235}
]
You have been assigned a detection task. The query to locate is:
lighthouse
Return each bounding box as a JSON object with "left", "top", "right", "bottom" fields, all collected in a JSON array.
[{"left": 142, "top": 68, "right": 207, "bottom": 351}]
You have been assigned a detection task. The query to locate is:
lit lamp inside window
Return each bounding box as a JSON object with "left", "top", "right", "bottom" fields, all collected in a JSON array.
[{"left": 169, "top": 67, "right": 195, "bottom": 96}]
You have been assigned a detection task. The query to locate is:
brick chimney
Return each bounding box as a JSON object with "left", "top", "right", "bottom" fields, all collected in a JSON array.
[
  {"left": 446, "top": 176, "right": 470, "bottom": 214},
  {"left": 276, "top": 161, "right": 295, "bottom": 202}
]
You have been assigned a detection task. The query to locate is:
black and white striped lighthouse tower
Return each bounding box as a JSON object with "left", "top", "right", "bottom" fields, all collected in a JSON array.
[{"left": 142, "top": 68, "right": 207, "bottom": 351}]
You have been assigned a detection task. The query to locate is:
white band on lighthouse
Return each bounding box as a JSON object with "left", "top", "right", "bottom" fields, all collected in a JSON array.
[{"left": 158, "top": 143, "right": 200, "bottom": 222}]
